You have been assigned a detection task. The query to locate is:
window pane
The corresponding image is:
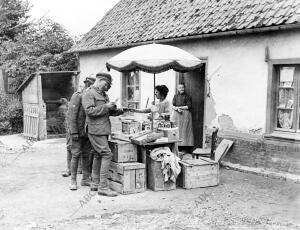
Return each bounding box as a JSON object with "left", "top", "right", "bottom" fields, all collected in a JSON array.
[
  {"left": 135, "top": 72, "right": 139, "bottom": 85},
  {"left": 127, "top": 73, "right": 134, "bottom": 85},
  {"left": 127, "top": 87, "right": 134, "bottom": 101},
  {"left": 279, "top": 67, "right": 294, "bottom": 86},
  {"left": 277, "top": 67, "right": 295, "bottom": 130},
  {"left": 278, "top": 110, "right": 293, "bottom": 129}
]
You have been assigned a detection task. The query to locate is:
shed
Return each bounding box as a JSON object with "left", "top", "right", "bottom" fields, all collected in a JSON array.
[{"left": 17, "top": 71, "right": 79, "bottom": 140}]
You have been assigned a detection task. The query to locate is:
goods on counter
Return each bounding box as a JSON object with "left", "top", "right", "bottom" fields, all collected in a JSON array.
[
  {"left": 154, "top": 120, "right": 171, "bottom": 129},
  {"left": 108, "top": 162, "right": 145, "bottom": 194},
  {"left": 122, "top": 119, "right": 140, "bottom": 135},
  {"left": 141, "top": 120, "right": 171, "bottom": 131},
  {"left": 108, "top": 139, "right": 137, "bottom": 163},
  {"left": 130, "top": 131, "right": 164, "bottom": 145}
]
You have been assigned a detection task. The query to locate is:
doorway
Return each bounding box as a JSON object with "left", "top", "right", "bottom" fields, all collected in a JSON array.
[{"left": 177, "top": 64, "right": 206, "bottom": 148}]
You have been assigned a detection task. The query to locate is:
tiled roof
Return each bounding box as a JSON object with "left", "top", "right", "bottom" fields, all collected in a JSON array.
[{"left": 70, "top": 0, "right": 300, "bottom": 52}]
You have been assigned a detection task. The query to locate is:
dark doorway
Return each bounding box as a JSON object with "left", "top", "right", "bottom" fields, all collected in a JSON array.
[{"left": 178, "top": 64, "right": 206, "bottom": 148}]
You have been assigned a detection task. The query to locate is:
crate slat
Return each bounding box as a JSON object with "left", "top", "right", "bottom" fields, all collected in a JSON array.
[
  {"left": 108, "top": 162, "right": 145, "bottom": 194},
  {"left": 178, "top": 159, "right": 219, "bottom": 189},
  {"left": 109, "top": 140, "right": 138, "bottom": 163}
]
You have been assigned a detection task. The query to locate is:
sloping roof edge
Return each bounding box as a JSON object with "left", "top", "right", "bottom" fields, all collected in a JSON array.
[
  {"left": 17, "top": 71, "right": 80, "bottom": 93},
  {"left": 70, "top": 23, "right": 300, "bottom": 54}
]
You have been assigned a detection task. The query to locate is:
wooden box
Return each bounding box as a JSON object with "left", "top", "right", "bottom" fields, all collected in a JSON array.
[
  {"left": 108, "top": 139, "right": 137, "bottom": 163},
  {"left": 178, "top": 158, "right": 219, "bottom": 189},
  {"left": 147, "top": 155, "right": 176, "bottom": 191},
  {"left": 122, "top": 120, "right": 140, "bottom": 135},
  {"left": 108, "top": 162, "right": 145, "bottom": 194},
  {"left": 158, "top": 127, "right": 179, "bottom": 141},
  {"left": 178, "top": 139, "right": 234, "bottom": 189}
]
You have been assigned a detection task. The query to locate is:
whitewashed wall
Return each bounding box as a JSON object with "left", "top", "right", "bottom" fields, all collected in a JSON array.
[{"left": 78, "top": 29, "right": 300, "bottom": 133}]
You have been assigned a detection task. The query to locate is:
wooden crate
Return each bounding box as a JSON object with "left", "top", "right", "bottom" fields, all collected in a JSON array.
[
  {"left": 147, "top": 155, "right": 176, "bottom": 191},
  {"left": 178, "top": 158, "right": 219, "bottom": 189},
  {"left": 108, "top": 162, "right": 145, "bottom": 194},
  {"left": 122, "top": 120, "right": 140, "bottom": 135},
  {"left": 109, "top": 139, "right": 137, "bottom": 163}
]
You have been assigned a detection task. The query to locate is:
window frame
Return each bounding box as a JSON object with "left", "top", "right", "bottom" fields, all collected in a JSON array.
[
  {"left": 121, "top": 71, "right": 141, "bottom": 109},
  {"left": 266, "top": 58, "right": 300, "bottom": 141}
]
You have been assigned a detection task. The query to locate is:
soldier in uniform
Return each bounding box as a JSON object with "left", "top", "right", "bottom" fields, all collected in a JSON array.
[
  {"left": 82, "top": 72, "right": 125, "bottom": 197},
  {"left": 68, "top": 76, "right": 96, "bottom": 190}
]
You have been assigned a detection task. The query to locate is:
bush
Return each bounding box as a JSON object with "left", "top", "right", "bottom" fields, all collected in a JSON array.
[{"left": 0, "top": 90, "right": 23, "bottom": 134}]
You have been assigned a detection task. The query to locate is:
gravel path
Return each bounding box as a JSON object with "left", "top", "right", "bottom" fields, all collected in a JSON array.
[{"left": 0, "top": 138, "right": 299, "bottom": 230}]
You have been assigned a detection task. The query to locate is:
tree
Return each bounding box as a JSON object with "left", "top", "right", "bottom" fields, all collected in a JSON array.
[
  {"left": 0, "top": 0, "right": 30, "bottom": 41},
  {"left": 0, "top": 18, "right": 78, "bottom": 92}
]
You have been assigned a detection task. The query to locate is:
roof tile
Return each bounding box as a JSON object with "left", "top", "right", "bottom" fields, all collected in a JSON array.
[{"left": 71, "top": 0, "right": 300, "bottom": 52}]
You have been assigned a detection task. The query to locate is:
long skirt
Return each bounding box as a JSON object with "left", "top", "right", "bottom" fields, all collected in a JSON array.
[{"left": 172, "top": 110, "right": 194, "bottom": 146}]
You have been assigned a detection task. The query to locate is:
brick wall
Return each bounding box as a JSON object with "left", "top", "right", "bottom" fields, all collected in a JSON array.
[{"left": 206, "top": 132, "right": 300, "bottom": 175}]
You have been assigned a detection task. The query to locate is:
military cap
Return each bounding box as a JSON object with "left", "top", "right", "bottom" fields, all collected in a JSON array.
[
  {"left": 84, "top": 76, "right": 96, "bottom": 84},
  {"left": 96, "top": 72, "right": 112, "bottom": 84}
]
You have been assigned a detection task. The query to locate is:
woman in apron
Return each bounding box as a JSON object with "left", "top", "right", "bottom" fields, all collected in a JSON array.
[{"left": 171, "top": 83, "right": 194, "bottom": 153}]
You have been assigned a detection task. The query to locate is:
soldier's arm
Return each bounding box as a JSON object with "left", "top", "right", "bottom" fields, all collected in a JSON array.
[
  {"left": 110, "top": 108, "right": 124, "bottom": 117},
  {"left": 82, "top": 91, "right": 110, "bottom": 118},
  {"left": 67, "top": 93, "right": 81, "bottom": 134}
]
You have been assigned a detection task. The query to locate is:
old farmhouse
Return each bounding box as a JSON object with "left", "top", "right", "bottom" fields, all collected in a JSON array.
[{"left": 70, "top": 0, "right": 300, "bottom": 176}]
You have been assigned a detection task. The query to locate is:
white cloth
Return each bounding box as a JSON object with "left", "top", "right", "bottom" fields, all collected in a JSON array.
[{"left": 150, "top": 147, "right": 181, "bottom": 182}]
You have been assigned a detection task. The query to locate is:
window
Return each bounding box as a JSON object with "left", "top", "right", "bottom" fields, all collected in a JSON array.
[
  {"left": 276, "top": 67, "right": 299, "bottom": 131},
  {"left": 266, "top": 60, "right": 300, "bottom": 140},
  {"left": 122, "top": 71, "right": 141, "bottom": 109}
]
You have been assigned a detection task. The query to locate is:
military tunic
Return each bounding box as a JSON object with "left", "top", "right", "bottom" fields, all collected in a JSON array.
[
  {"left": 82, "top": 86, "right": 123, "bottom": 158},
  {"left": 67, "top": 91, "right": 92, "bottom": 158}
]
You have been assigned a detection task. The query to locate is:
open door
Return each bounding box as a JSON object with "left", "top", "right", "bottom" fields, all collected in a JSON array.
[{"left": 178, "top": 64, "right": 206, "bottom": 148}]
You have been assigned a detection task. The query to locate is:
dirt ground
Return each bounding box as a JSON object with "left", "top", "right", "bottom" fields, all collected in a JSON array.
[{"left": 0, "top": 138, "right": 300, "bottom": 230}]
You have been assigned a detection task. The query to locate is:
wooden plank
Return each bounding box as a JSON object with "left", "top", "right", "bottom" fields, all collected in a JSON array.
[
  {"left": 123, "top": 170, "right": 131, "bottom": 192},
  {"left": 23, "top": 103, "right": 40, "bottom": 139},
  {"left": 130, "top": 169, "right": 135, "bottom": 191},
  {"left": 214, "top": 139, "right": 234, "bottom": 162},
  {"left": 108, "top": 163, "right": 146, "bottom": 194},
  {"left": 22, "top": 76, "right": 38, "bottom": 104},
  {"left": 147, "top": 156, "right": 176, "bottom": 191},
  {"left": 109, "top": 140, "right": 137, "bottom": 163},
  {"left": 108, "top": 169, "right": 123, "bottom": 184},
  {"left": 179, "top": 160, "right": 219, "bottom": 189},
  {"left": 135, "top": 168, "right": 145, "bottom": 189},
  {"left": 109, "top": 180, "right": 123, "bottom": 193}
]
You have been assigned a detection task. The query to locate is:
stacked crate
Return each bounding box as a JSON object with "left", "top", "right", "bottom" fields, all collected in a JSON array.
[{"left": 108, "top": 139, "right": 145, "bottom": 194}]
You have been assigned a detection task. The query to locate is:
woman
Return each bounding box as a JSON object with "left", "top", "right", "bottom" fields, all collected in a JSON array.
[
  {"left": 171, "top": 83, "right": 194, "bottom": 153},
  {"left": 131, "top": 85, "right": 171, "bottom": 119}
]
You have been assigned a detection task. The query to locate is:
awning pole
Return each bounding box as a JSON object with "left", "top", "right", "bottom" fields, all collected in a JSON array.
[{"left": 151, "top": 73, "right": 156, "bottom": 131}]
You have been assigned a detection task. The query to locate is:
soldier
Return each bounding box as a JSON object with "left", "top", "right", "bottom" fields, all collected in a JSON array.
[
  {"left": 82, "top": 72, "right": 125, "bottom": 197},
  {"left": 68, "top": 76, "right": 96, "bottom": 190}
]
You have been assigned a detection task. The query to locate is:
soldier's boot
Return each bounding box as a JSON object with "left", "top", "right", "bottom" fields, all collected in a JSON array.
[
  {"left": 90, "top": 156, "right": 101, "bottom": 191},
  {"left": 81, "top": 156, "right": 91, "bottom": 186},
  {"left": 70, "top": 157, "right": 79, "bottom": 191},
  {"left": 77, "top": 155, "right": 83, "bottom": 174},
  {"left": 98, "top": 158, "right": 118, "bottom": 197},
  {"left": 62, "top": 148, "right": 72, "bottom": 177}
]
